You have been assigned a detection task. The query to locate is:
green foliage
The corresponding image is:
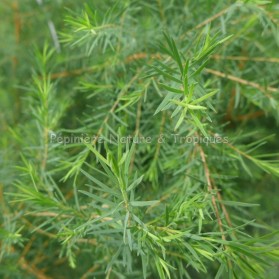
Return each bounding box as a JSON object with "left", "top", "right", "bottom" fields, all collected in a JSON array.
[{"left": 0, "top": 0, "right": 279, "bottom": 278}]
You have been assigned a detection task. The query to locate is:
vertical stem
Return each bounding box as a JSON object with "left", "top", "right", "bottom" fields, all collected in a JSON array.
[
  {"left": 12, "top": 1, "right": 21, "bottom": 122},
  {"left": 198, "top": 144, "right": 226, "bottom": 241}
]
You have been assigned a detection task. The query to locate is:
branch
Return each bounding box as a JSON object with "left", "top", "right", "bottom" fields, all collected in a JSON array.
[
  {"left": 212, "top": 55, "right": 279, "bottom": 63},
  {"left": 197, "top": 143, "right": 226, "bottom": 241},
  {"left": 205, "top": 68, "right": 278, "bottom": 95}
]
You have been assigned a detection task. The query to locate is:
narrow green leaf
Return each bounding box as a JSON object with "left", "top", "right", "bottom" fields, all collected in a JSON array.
[
  {"left": 191, "top": 90, "right": 218, "bottom": 105},
  {"left": 127, "top": 175, "right": 144, "bottom": 192},
  {"left": 131, "top": 200, "right": 159, "bottom": 207},
  {"left": 191, "top": 113, "right": 208, "bottom": 137},
  {"left": 171, "top": 100, "right": 207, "bottom": 110},
  {"left": 83, "top": 141, "right": 109, "bottom": 166},
  {"left": 151, "top": 65, "right": 181, "bottom": 83},
  {"left": 159, "top": 83, "right": 184, "bottom": 94}
]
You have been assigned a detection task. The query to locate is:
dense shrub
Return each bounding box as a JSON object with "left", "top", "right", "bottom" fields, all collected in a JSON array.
[{"left": 0, "top": 1, "right": 278, "bottom": 278}]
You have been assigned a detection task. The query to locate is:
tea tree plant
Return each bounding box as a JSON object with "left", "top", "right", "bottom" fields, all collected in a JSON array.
[{"left": 0, "top": 0, "right": 279, "bottom": 278}]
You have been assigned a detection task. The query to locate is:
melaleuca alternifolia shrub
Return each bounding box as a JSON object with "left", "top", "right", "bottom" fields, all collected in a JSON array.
[{"left": 0, "top": 1, "right": 279, "bottom": 278}]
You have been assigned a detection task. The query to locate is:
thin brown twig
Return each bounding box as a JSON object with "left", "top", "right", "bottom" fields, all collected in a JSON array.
[
  {"left": 205, "top": 68, "right": 278, "bottom": 94},
  {"left": 216, "top": 190, "right": 234, "bottom": 232},
  {"left": 213, "top": 55, "right": 279, "bottom": 63},
  {"left": 50, "top": 66, "right": 96, "bottom": 79},
  {"left": 225, "top": 88, "right": 236, "bottom": 122},
  {"left": 234, "top": 110, "right": 265, "bottom": 121},
  {"left": 12, "top": 1, "right": 20, "bottom": 68},
  {"left": 81, "top": 264, "right": 100, "bottom": 279},
  {"left": 11, "top": 1, "right": 21, "bottom": 122},
  {"left": 19, "top": 235, "right": 35, "bottom": 259},
  {"left": 208, "top": 171, "right": 235, "bottom": 236},
  {"left": 179, "top": 6, "right": 230, "bottom": 39},
  {"left": 198, "top": 145, "right": 233, "bottom": 268},
  {"left": 18, "top": 256, "right": 52, "bottom": 279},
  {"left": 198, "top": 144, "right": 226, "bottom": 241}
]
